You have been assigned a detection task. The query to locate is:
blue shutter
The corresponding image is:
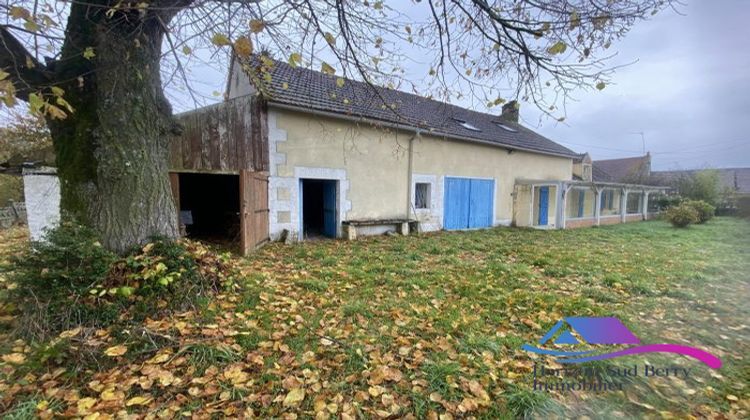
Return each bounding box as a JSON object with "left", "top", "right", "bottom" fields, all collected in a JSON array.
[
  {"left": 444, "top": 177, "right": 471, "bottom": 230},
  {"left": 538, "top": 187, "right": 549, "bottom": 225},
  {"left": 444, "top": 178, "right": 494, "bottom": 230},
  {"left": 468, "top": 179, "right": 494, "bottom": 228},
  {"left": 322, "top": 181, "right": 337, "bottom": 238}
]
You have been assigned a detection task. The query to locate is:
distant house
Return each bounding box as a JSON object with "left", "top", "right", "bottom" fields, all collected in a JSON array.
[{"left": 592, "top": 154, "right": 652, "bottom": 184}]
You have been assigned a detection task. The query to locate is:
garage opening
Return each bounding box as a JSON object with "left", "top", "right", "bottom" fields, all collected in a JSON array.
[
  {"left": 177, "top": 173, "right": 240, "bottom": 245},
  {"left": 301, "top": 179, "right": 337, "bottom": 239}
]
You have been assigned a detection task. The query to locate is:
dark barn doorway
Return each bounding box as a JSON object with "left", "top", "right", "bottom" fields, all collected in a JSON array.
[
  {"left": 301, "top": 179, "right": 337, "bottom": 239},
  {"left": 177, "top": 173, "right": 240, "bottom": 245}
]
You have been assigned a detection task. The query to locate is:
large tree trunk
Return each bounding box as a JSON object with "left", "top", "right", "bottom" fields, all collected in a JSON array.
[{"left": 47, "top": 4, "right": 179, "bottom": 253}]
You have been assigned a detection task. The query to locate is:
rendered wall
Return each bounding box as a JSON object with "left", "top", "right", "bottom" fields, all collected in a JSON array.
[
  {"left": 412, "top": 135, "right": 571, "bottom": 227},
  {"left": 513, "top": 184, "right": 532, "bottom": 227},
  {"left": 227, "top": 57, "right": 255, "bottom": 99},
  {"left": 268, "top": 107, "right": 573, "bottom": 238}
]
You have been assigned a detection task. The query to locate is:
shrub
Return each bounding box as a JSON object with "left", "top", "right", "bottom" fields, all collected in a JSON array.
[
  {"left": 674, "top": 170, "right": 721, "bottom": 205},
  {"left": 684, "top": 200, "right": 715, "bottom": 224},
  {"left": 9, "top": 222, "right": 239, "bottom": 341},
  {"left": 664, "top": 204, "right": 699, "bottom": 228},
  {"left": 654, "top": 194, "right": 682, "bottom": 210}
]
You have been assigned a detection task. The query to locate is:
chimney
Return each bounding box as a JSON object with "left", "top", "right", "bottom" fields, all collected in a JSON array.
[{"left": 501, "top": 100, "right": 520, "bottom": 123}]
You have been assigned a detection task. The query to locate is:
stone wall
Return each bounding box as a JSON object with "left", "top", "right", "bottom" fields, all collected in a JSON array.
[{"left": 565, "top": 218, "right": 597, "bottom": 229}]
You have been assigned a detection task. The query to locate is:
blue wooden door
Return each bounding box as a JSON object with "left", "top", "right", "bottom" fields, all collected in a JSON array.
[
  {"left": 444, "top": 177, "right": 471, "bottom": 230},
  {"left": 444, "top": 177, "right": 494, "bottom": 230},
  {"left": 322, "top": 181, "right": 337, "bottom": 238},
  {"left": 538, "top": 186, "right": 549, "bottom": 225},
  {"left": 468, "top": 179, "right": 494, "bottom": 228}
]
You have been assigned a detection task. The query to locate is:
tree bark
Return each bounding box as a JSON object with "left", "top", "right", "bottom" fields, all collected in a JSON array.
[{"left": 46, "top": 4, "right": 179, "bottom": 253}]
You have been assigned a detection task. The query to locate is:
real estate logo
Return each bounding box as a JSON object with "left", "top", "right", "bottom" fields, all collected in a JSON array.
[{"left": 522, "top": 316, "right": 722, "bottom": 369}]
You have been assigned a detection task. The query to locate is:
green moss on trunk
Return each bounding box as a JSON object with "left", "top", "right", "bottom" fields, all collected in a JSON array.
[{"left": 47, "top": 3, "right": 179, "bottom": 252}]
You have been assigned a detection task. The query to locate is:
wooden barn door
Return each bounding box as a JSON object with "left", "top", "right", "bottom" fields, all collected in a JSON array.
[
  {"left": 168, "top": 172, "right": 181, "bottom": 235},
  {"left": 240, "top": 170, "right": 270, "bottom": 255}
]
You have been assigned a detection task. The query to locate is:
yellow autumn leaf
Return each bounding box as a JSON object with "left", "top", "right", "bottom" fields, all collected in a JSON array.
[
  {"left": 336, "top": 77, "right": 345, "bottom": 88},
  {"left": 211, "top": 33, "right": 231, "bottom": 47},
  {"left": 23, "top": 20, "right": 40, "bottom": 32},
  {"left": 126, "top": 396, "right": 152, "bottom": 406},
  {"left": 547, "top": 41, "right": 567, "bottom": 55},
  {"left": 103, "top": 345, "right": 127, "bottom": 357},
  {"left": 100, "top": 388, "right": 123, "bottom": 401},
  {"left": 146, "top": 352, "right": 171, "bottom": 364},
  {"left": 249, "top": 19, "right": 265, "bottom": 33},
  {"left": 283, "top": 388, "right": 305, "bottom": 407},
  {"left": 596, "top": 81, "right": 606, "bottom": 90},
  {"left": 324, "top": 32, "right": 336, "bottom": 46},
  {"left": 77, "top": 397, "right": 97, "bottom": 413},
  {"left": 2, "top": 353, "right": 26, "bottom": 364},
  {"left": 233, "top": 36, "right": 253, "bottom": 58},
  {"left": 10, "top": 6, "right": 31, "bottom": 20},
  {"left": 182, "top": 45, "right": 192, "bottom": 55},
  {"left": 320, "top": 62, "right": 335, "bottom": 75},
  {"left": 83, "top": 47, "right": 96, "bottom": 60},
  {"left": 288, "top": 52, "right": 302, "bottom": 68},
  {"left": 467, "top": 380, "right": 489, "bottom": 401},
  {"left": 570, "top": 11, "right": 581, "bottom": 29}
]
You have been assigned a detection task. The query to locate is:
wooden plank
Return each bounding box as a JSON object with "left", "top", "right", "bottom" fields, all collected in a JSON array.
[
  {"left": 168, "top": 172, "right": 180, "bottom": 210},
  {"left": 168, "top": 172, "right": 181, "bottom": 236},
  {"left": 240, "top": 170, "right": 270, "bottom": 255},
  {"left": 253, "top": 171, "right": 270, "bottom": 246},
  {"left": 257, "top": 101, "right": 269, "bottom": 171},
  {"left": 169, "top": 97, "right": 266, "bottom": 173}
]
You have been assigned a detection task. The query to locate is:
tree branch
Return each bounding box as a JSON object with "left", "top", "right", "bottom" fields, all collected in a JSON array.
[{"left": 0, "top": 26, "right": 55, "bottom": 101}]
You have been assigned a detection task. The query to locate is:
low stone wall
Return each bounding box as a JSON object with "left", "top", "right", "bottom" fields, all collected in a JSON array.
[
  {"left": 625, "top": 214, "right": 644, "bottom": 223},
  {"left": 599, "top": 216, "right": 621, "bottom": 226},
  {"left": 0, "top": 201, "right": 26, "bottom": 229},
  {"left": 565, "top": 218, "right": 597, "bottom": 229}
]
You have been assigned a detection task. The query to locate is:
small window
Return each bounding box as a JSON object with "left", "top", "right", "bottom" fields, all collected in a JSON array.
[
  {"left": 451, "top": 117, "right": 481, "bottom": 132},
  {"left": 493, "top": 121, "right": 518, "bottom": 132},
  {"left": 415, "top": 183, "right": 431, "bottom": 209}
]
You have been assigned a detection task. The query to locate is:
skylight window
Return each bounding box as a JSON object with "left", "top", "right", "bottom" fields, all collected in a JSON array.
[
  {"left": 493, "top": 121, "right": 518, "bottom": 132},
  {"left": 451, "top": 117, "right": 481, "bottom": 132}
]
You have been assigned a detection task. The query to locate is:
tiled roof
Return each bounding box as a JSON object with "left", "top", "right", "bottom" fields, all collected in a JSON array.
[
  {"left": 591, "top": 164, "right": 614, "bottom": 182},
  {"left": 592, "top": 155, "right": 650, "bottom": 182},
  {"left": 245, "top": 58, "right": 578, "bottom": 158}
]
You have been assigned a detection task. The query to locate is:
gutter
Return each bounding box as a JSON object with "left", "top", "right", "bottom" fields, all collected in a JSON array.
[
  {"left": 406, "top": 133, "right": 418, "bottom": 221},
  {"left": 267, "top": 102, "right": 578, "bottom": 160}
]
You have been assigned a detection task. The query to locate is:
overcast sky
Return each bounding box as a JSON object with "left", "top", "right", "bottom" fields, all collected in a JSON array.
[
  {"left": 523, "top": 0, "right": 750, "bottom": 171},
  {"left": 175, "top": 0, "right": 750, "bottom": 171}
]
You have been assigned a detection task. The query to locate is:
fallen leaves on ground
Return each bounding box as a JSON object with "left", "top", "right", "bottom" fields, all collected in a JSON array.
[{"left": 0, "top": 220, "right": 748, "bottom": 418}]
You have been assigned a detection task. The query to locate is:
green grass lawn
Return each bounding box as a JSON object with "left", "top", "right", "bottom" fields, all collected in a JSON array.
[{"left": 1, "top": 218, "right": 748, "bottom": 418}]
